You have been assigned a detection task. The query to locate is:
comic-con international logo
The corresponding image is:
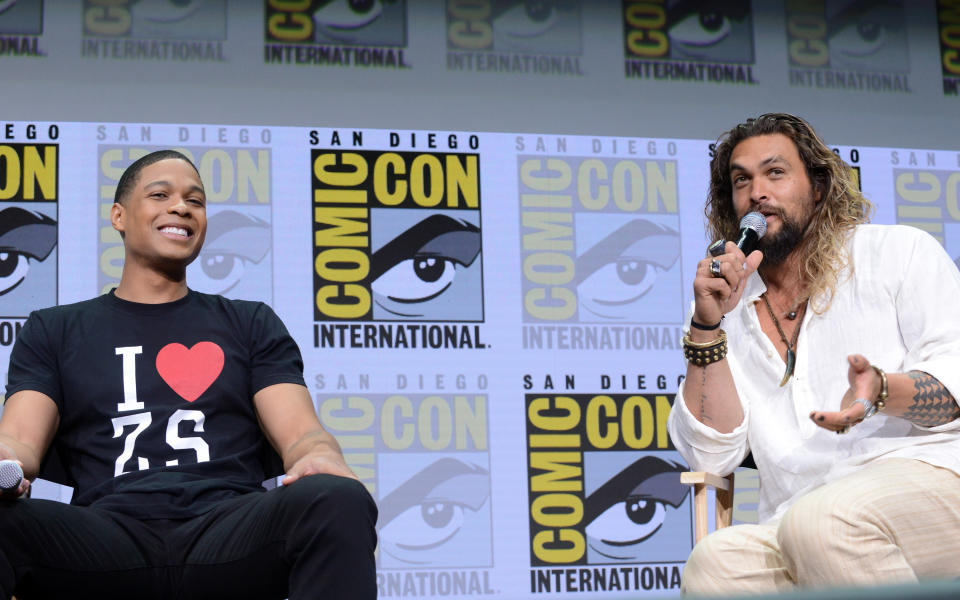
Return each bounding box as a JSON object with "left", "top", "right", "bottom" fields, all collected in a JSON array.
[
  {"left": 311, "top": 143, "right": 485, "bottom": 350},
  {"left": 622, "top": 0, "right": 757, "bottom": 85},
  {"left": 96, "top": 138, "right": 273, "bottom": 301},
  {"left": 0, "top": 137, "right": 58, "bottom": 355},
  {"left": 264, "top": 0, "right": 410, "bottom": 68},
  {"left": 786, "top": 0, "right": 910, "bottom": 92},
  {"left": 525, "top": 394, "right": 687, "bottom": 594},
  {"left": 317, "top": 393, "right": 495, "bottom": 597},
  {"left": 0, "top": 0, "right": 44, "bottom": 56},
  {"left": 445, "top": 0, "right": 584, "bottom": 76},
  {"left": 891, "top": 154, "right": 960, "bottom": 267},
  {"left": 81, "top": 0, "right": 227, "bottom": 61},
  {"left": 519, "top": 154, "right": 683, "bottom": 351},
  {"left": 938, "top": 0, "right": 960, "bottom": 95}
]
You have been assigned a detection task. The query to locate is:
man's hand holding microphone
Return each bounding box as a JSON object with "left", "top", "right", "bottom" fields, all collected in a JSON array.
[{"left": 691, "top": 212, "right": 766, "bottom": 340}]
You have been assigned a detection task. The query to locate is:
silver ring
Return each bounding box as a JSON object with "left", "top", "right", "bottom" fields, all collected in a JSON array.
[
  {"left": 709, "top": 259, "right": 722, "bottom": 278},
  {"left": 852, "top": 397, "right": 877, "bottom": 420}
]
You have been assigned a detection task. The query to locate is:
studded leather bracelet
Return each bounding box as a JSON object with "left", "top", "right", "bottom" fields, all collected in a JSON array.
[{"left": 682, "top": 330, "right": 727, "bottom": 367}]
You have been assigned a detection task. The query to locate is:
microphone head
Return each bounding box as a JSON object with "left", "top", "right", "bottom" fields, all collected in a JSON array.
[
  {"left": 0, "top": 460, "right": 22, "bottom": 492},
  {"left": 739, "top": 211, "right": 767, "bottom": 239}
]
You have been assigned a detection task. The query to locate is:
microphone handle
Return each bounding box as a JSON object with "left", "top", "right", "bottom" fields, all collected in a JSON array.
[{"left": 736, "top": 228, "right": 760, "bottom": 255}]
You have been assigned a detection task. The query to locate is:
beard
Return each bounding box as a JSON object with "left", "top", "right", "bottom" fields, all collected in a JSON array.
[{"left": 756, "top": 207, "right": 811, "bottom": 267}]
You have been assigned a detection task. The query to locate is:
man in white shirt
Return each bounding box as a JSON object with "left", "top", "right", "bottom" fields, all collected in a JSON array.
[{"left": 667, "top": 113, "right": 960, "bottom": 594}]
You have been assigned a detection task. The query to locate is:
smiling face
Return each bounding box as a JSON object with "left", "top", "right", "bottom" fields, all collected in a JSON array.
[
  {"left": 729, "top": 133, "right": 820, "bottom": 265},
  {"left": 111, "top": 158, "right": 207, "bottom": 277}
]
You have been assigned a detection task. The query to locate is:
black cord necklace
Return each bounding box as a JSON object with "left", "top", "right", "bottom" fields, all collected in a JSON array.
[{"left": 760, "top": 293, "right": 807, "bottom": 386}]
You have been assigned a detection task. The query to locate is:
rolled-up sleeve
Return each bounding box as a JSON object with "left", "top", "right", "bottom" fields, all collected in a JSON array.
[
  {"left": 668, "top": 389, "right": 750, "bottom": 474},
  {"left": 892, "top": 227, "right": 960, "bottom": 431}
]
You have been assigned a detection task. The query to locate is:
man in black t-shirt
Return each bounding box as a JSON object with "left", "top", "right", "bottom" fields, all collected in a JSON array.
[{"left": 0, "top": 150, "right": 376, "bottom": 600}]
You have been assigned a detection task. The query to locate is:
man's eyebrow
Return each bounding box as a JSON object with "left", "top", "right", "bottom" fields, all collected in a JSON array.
[
  {"left": 143, "top": 179, "right": 171, "bottom": 189},
  {"left": 730, "top": 155, "right": 788, "bottom": 174},
  {"left": 143, "top": 180, "right": 205, "bottom": 196},
  {"left": 760, "top": 155, "right": 789, "bottom": 167}
]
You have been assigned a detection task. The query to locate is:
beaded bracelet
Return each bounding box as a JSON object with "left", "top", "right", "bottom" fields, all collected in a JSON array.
[{"left": 871, "top": 365, "right": 888, "bottom": 412}]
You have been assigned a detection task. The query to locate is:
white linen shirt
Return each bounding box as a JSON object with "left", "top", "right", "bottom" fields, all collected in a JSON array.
[{"left": 668, "top": 224, "right": 960, "bottom": 523}]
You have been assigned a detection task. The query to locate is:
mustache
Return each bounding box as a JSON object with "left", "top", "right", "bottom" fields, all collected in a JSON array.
[{"left": 756, "top": 206, "right": 787, "bottom": 220}]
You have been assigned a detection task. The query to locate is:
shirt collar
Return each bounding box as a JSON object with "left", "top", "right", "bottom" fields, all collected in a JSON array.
[{"left": 742, "top": 271, "right": 767, "bottom": 304}]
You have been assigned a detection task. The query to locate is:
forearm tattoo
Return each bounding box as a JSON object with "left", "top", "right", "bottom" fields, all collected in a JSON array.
[
  {"left": 902, "top": 371, "right": 960, "bottom": 426},
  {"left": 699, "top": 366, "right": 711, "bottom": 423}
]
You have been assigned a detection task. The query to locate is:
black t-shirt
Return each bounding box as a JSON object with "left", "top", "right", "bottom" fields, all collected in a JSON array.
[{"left": 5, "top": 290, "right": 306, "bottom": 519}]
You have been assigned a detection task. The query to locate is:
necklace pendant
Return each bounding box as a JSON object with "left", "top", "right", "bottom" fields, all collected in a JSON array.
[
  {"left": 786, "top": 311, "right": 798, "bottom": 320},
  {"left": 779, "top": 348, "right": 796, "bottom": 387}
]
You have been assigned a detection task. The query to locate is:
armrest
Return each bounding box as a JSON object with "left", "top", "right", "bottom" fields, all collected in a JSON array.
[
  {"left": 681, "top": 471, "right": 736, "bottom": 544},
  {"left": 680, "top": 471, "right": 732, "bottom": 490}
]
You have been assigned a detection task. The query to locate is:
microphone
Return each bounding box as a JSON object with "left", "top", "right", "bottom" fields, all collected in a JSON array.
[
  {"left": 0, "top": 460, "right": 23, "bottom": 493},
  {"left": 735, "top": 211, "right": 767, "bottom": 255}
]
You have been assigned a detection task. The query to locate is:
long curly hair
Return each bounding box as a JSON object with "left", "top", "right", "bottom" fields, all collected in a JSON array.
[{"left": 706, "top": 113, "right": 873, "bottom": 312}]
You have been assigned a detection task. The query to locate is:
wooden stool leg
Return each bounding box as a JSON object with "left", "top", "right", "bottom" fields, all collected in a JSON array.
[
  {"left": 692, "top": 482, "right": 708, "bottom": 544},
  {"left": 715, "top": 472, "right": 735, "bottom": 530},
  {"left": 682, "top": 471, "right": 736, "bottom": 544}
]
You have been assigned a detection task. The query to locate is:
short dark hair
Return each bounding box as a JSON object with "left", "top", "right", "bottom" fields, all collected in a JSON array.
[{"left": 113, "top": 149, "right": 200, "bottom": 204}]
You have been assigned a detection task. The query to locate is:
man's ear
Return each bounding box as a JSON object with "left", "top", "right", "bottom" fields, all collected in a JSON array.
[
  {"left": 813, "top": 177, "right": 824, "bottom": 205},
  {"left": 110, "top": 202, "right": 125, "bottom": 235}
]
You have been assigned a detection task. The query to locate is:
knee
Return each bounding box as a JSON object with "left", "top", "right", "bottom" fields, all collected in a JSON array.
[
  {"left": 681, "top": 529, "right": 745, "bottom": 596},
  {"left": 777, "top": 490, "right": 869, "bottom": 577},
  {"left": 0, "top": 499, "right": 44, "bottom": 541},
  {"left": 288, "top": 474, "right": 377, "bottom": 531}
]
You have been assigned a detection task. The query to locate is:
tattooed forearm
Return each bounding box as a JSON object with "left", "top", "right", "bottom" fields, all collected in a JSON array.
[
  {"left": 902, "top": 371, "right": 960, "bottom": 427},
  {"left": 699, "top": 366, "right": 711, "bottom": 423}
]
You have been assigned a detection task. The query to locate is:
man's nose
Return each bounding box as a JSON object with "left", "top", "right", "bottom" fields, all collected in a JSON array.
[
  {"left": 168, "top": 196, "right": 189, "bottom": 214},
  {"left": 750, "top": 178, "right": 768, "bottom": 203}
]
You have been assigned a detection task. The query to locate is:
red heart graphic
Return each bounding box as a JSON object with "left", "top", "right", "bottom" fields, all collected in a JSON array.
[{"left": 156, "top": 342, "right": 224, "bottom": 402}]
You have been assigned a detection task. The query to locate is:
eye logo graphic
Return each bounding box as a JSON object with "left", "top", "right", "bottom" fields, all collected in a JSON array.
[
  {"left": 446, "top": 0, "right": 581, "bottom": 52},
  {"left": 0, "top": 0, "right": 42, "bottom": 35},
  {"left": 664, "top": 0, "right": 752, "bottom": 63},
  {"left": 526, "top": 394, "right": 685, "bottom": 569},
  {"left": 134, "top": 0, "right": 205, "bottom": 23},
  {"left": 825, "top": 0, "right": 907, "bottom": 71},
  {"left": 312, "top": 149, "right": 484, "bottom": 325},
  {"left": 519, "top": 155, "right": 681, "bottom": 326},
  {"left": 786, "top": 0, "right": 908, "bottom": 72},
  {"left": 371, "top": 213, "right": 482, "bottom": 320},
  {"left": 83, "top": 0, "right": 227, "bottom": 40},
  {"left": 0, "top": 141, "right": 58, "bottom": 317},
  {"left": 186, "top": 210, "right": 271, "bottom": 299},
  {"left": 495, "top": 1, "right": 560, "bottom": 37},
  {"left": 575, "top": 218, "right": 680, "bottom": 322},
  {"left": 378, "top": 457, "right": 492, "bottom": 568},
  {"left": 492, "top": 0, "right": 580, "bottom": 54},
  {"left": 584, "top": 455, "right": 690, "bottom": 563},
  {"left": 0, "top": 207, "right": 57, "bottom": 310},
  {"left": 623, "top": 0, "right": 753, "bottom": 63},
  {"left": 310, "top": 0, "right": 406, "bottom": 45}
]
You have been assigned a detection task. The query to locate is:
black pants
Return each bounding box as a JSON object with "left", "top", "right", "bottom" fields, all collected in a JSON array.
[{"left": 0, "top": 474, "right": 377, "bottom": 600}]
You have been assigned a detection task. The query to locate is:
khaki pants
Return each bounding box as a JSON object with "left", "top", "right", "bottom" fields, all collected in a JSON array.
[{"left": 682, "top": 458, "right": 960, "bottom": 596}]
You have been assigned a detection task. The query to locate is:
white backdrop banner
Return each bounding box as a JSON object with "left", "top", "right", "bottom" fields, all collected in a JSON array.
[{"left": 1, "top": 120, "right": 957, "bottom": 598}]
